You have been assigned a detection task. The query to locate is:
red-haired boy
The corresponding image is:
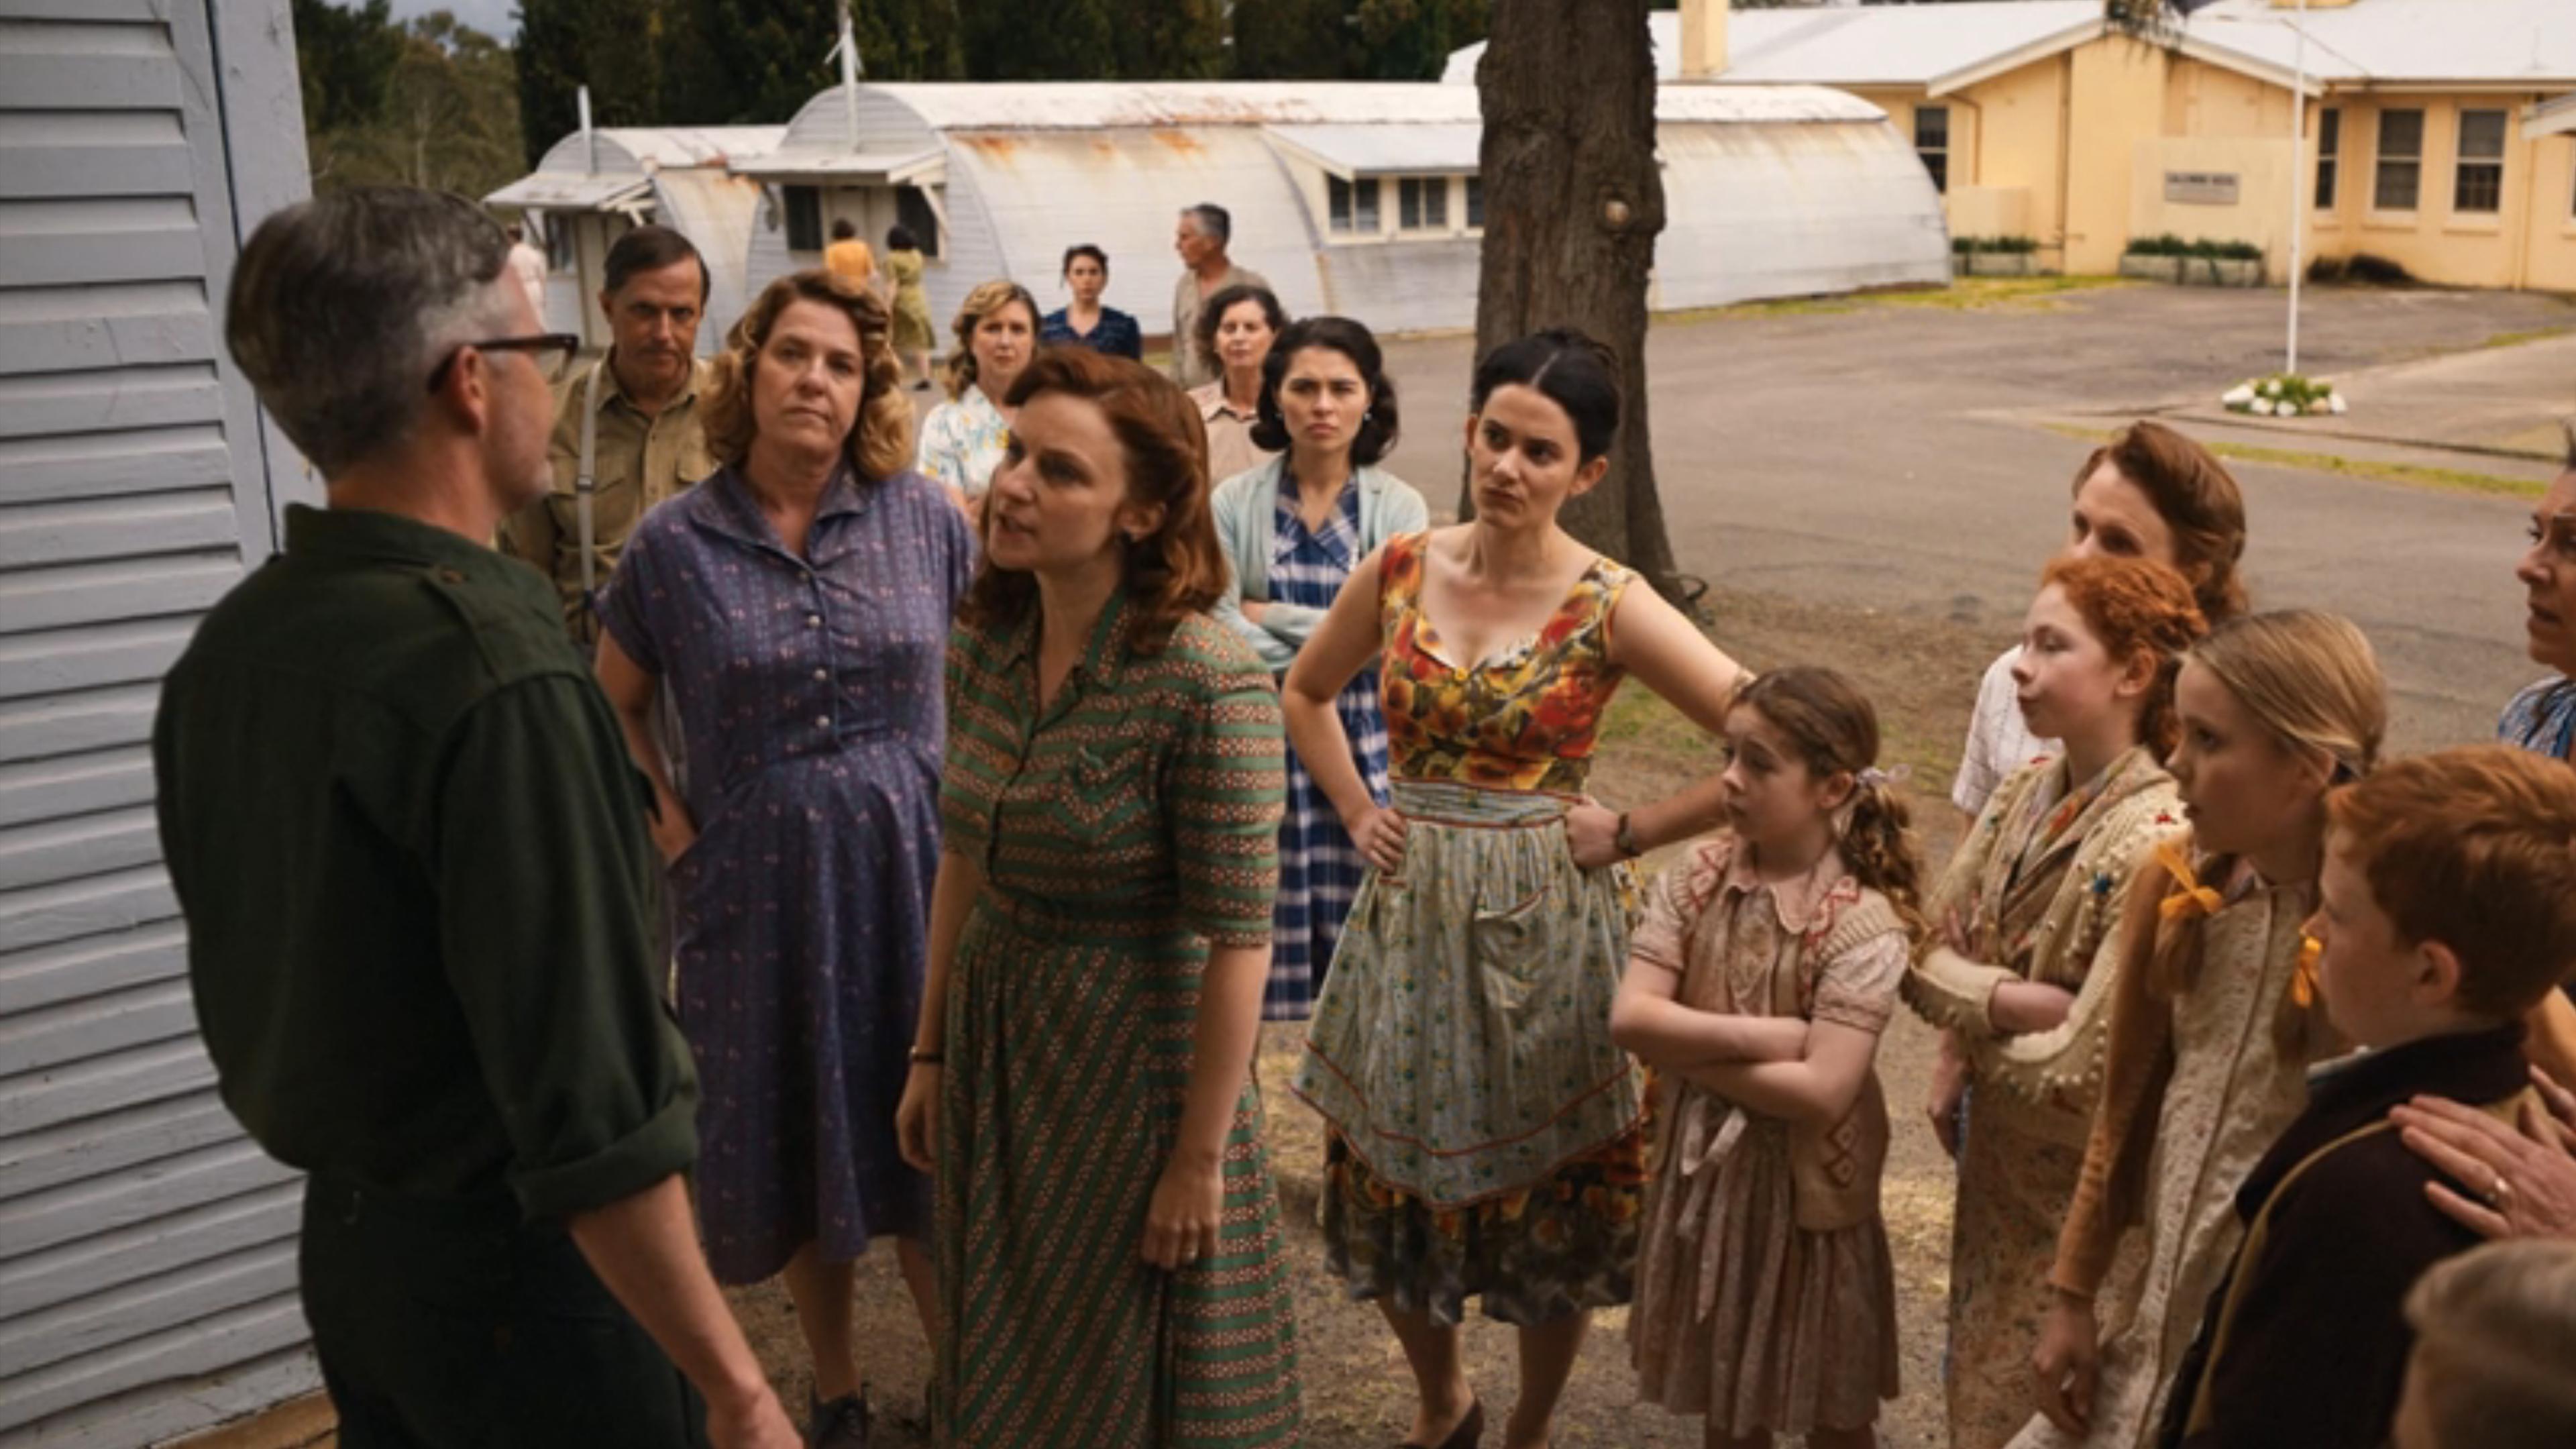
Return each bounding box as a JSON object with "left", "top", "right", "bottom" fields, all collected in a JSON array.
[{"left": 2160, "top": 743, "right": 2576, "bottom": 1449}]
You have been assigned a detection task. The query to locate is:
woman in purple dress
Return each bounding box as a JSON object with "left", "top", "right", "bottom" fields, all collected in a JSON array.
[{"left": 598, "top": 270, "right": 973, "bottom": 1446}]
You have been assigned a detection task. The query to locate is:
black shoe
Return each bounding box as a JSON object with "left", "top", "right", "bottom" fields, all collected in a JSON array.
[
  {"left": 911, "top": 379, "right": 930, "bottom": 391},
  {"left": 1399, "top": 1396, "right": 1482, "bottom": 1449},
  {"left": 809, "top": 1389, "right": 870, "bottom": 1449}
]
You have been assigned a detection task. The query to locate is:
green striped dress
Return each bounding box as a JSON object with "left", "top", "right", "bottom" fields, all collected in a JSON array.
[{"left": 935, "top": 596, "right": 1303, "bottom": 1446}]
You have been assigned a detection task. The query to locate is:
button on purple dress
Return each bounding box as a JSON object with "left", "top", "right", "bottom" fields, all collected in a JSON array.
[{"left": 602, "top": 464, "right": 973, "bottom": 1283}]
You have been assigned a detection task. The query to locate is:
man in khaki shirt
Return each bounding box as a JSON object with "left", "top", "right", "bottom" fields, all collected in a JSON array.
[
  {"left": 501, "top": 224, "right": 717, "bottom": 640},
  {"left": 1170, "top": 203, "right": 1268, "bottom": 390}
]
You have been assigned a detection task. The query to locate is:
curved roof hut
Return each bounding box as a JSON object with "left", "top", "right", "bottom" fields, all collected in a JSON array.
[
  {"left": 737, "top": 80, "right": 1947, "bottom": 346},
  {"left": 488, "top": 126, "right": 785, "bottom": 352}
]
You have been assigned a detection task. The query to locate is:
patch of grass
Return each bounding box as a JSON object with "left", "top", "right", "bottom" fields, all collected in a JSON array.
[
  {"left": 2477, "top": 325, "right": 2574, "bottom": 351},
  {"left": 2035, "top": 421, "right": 2542, "bottom": 498},
  {"left": 1686, "top": 274, "right": 2133, "bottom": 323}
]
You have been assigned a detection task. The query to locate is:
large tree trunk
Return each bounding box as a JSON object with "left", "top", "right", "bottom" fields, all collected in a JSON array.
[{"left": 1471, "top": 0, "right": 1684, "bottom": 602}]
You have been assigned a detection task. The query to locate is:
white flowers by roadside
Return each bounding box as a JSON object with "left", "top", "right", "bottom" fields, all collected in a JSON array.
[{"left": 2224, "top": 373, "right": 2343, "bottom": 417}]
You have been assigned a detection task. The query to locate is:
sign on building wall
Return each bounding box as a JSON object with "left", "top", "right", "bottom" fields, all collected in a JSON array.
[{"left": 2165, "top": 170, "right": 2242, "bottom": 205}]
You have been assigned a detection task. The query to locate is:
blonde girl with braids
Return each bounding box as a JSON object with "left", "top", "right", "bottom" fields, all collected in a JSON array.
[
  {"left": 2008, "top": 610, "right": 2385, "bottom": 1449},
  {"left": 1613, "top": 667, "right": 1926, "bottom": 1448},
  {"left": 1907, "top": 556, "right": 2206, "bottom": 1449}
]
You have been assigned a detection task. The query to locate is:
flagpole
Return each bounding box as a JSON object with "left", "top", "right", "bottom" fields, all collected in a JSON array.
[{"left": 2286, "top": 0, "right": 2306, "bottom": 376}]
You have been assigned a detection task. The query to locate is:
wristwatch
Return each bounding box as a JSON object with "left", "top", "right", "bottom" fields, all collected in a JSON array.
[{"left": 1615, "top": 812, "right": 1642, "bottom": 860}]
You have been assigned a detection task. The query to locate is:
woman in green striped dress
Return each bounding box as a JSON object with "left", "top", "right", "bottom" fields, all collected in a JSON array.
[{"left": 896, "top": 347, "right": 1303, "bottom": 1446}]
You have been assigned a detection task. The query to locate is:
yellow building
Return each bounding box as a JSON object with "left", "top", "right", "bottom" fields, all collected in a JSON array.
[{"left": 1447, "top": 0, "right": 2576, "bottom": 291}]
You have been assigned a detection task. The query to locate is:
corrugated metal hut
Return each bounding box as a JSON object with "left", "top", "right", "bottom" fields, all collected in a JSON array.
[
  {"left": 737, "top": 80, "right": 1948, "bottom": 345},
  {"left": 488, "top": 126, "right": 786, "bottom": 352},
  {"left": 0, "top": 0, "right": 325, "bottom": 1442}
]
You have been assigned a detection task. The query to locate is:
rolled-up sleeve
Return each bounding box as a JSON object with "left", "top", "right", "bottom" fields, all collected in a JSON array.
[
  {"left": 1174, "top": 665, "right": 1286, "bottom": 948},
  {"left": 434, "top": 674, "right": 698, "bottom": 1219}
]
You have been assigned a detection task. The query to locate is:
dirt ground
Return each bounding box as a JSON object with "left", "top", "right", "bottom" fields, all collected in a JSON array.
[{"left": 734, "top": 582, "right": 1990, "bottom": 1448}]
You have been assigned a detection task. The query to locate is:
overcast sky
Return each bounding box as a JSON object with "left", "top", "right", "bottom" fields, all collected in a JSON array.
[{"left": 381, "top": 0, "right": 520, "bottom": 41}]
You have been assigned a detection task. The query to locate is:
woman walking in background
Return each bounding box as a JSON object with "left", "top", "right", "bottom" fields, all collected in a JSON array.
[
  {"left": 885, "top": 224, "right": 937, "bottom": 391},
  {"left": 1211, "top": 316, "right": 1426, "bottom": 1020}
]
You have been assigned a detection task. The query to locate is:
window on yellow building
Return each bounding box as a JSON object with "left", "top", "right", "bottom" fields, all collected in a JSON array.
[
  {"left": 1399, "top": 176, "right": 1450, "bottom": 232},
  {"left": 2454, "top": 109, "right": 2506, "bottom": 213},
  {"left": 2314, "top": 108, "right": 2340, "bottom": 209},
  {"left": 2375, "top": 109, "right": 2424, "bottom": 211},
  {"left": 1466, "top": 175, "right": 1485, "bottom": 229},
  {"left": 1915, "top": 105, "right": 1950, "bottom": 193}
]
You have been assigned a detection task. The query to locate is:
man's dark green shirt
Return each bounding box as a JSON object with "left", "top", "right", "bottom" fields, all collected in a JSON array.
[{"left": 153, "top": 504, "right": 698, "bottom": 1220}]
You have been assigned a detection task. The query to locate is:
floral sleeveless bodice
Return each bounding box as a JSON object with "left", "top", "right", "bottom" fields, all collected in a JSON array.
[{"left": 1376, "top": 531, "right": 1634, "bottom": 794}]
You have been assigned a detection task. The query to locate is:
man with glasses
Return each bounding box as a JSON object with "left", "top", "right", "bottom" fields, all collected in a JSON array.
[
  {"left": 500, "top": 223, "right": 716, "bottom": 642},
  {"left": 153, "top": 186, "right": 797, "bottom": 1449}
]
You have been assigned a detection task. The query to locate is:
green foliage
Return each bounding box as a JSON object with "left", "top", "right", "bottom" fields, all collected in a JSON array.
[
  {"left": 299, "top": 6, "right": 524, "bottom": 199},
  {"left": 1233, "top": 0, "right": 1491, "bottom": 80},
  {"left": 292, "top": 0, "right": 400, "bottom": 133},
  {"left": 663, "top": 0, "right": 965, "bottom": 125},
  {"left": 515, "top": 0, "right": 667, "bottom": 165},
  {"left": 1951, "top": 235, "right": 2039, "bottom": 255},
  {"left": 2124, "top": 234, "right": 2263, "bottom": 260}
]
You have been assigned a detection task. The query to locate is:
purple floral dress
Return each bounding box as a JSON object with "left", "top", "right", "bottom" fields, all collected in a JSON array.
[{"left": 602, "top": 463, "right": 973, "bottom": 1283}]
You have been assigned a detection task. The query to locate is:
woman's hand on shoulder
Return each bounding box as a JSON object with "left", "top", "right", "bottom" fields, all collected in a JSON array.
[{"left": 2390, "top": 1070, "right": 2576, "bottom": 1242}]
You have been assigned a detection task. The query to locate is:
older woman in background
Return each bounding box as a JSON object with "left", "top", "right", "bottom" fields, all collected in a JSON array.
[
  {"left": 918, "top": 279, "right": 1038, "bottom": 512},
  {"left": 597, "top": 270, "right": 973, "bottom": 1447},
  {"left": 1187, "top": 282, "right": 1284, "bottom": 484}
]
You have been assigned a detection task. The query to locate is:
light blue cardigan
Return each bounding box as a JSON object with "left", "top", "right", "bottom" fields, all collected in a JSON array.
[{"left": 1210, "top": 455, "right": 1430, "bottom": 674}]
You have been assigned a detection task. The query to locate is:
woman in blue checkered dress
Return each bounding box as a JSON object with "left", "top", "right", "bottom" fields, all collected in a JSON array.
[{"left": 1212, "top": 317, "right": 1428, "bottom": 1019}]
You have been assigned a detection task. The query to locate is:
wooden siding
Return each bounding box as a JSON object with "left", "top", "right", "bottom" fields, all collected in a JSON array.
[{"left": 0, "top": 1, "right": 317, "bottom": 1444}]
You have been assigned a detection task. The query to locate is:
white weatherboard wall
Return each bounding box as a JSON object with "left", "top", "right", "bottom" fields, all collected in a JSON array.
[{"left": 0, "top": 1, "right": 319, "bottom": 1444}]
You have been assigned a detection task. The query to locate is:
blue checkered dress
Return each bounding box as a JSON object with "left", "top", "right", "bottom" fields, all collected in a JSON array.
[{"left": 1264, "top": 477, "right": 1389, "bottom": 1020}]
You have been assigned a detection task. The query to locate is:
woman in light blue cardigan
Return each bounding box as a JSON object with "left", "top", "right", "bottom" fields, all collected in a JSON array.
[{"left": 1212, "top": 316, "right": 1428, "bottom": 1019}]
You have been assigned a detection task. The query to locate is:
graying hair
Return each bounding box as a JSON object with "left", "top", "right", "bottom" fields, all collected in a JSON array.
[
  {"left": 225, "top": 187, "right": 515, "bottom": 476},
  {"left": 1183, "top": 203, "right": 1231, "bottom": 248}
]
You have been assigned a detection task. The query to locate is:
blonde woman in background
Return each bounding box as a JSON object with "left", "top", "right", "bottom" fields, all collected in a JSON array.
[{"left": 916, "top": 279, "right": 1037, "bottom": 514}]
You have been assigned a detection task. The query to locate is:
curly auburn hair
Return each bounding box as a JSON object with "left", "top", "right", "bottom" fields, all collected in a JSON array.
[
  {"left": 2326, "top": 745, "right": 2576, "bottom": 1021},
  {"left": 2037, "top": 554, "right": 2210, "bottom": 758},
  {"left": 944, "top": 278, "right": 1040, "bottom": 402},
  {"left": 957, "top": 347, "right": 1228, "bottom": 655},
  {"left": 698, "top": 270, "right": 910, "bottom": 480},
  {"left": 2072, "top": 422, "right": 2251, "bottom": 625},
  {"left": 1730, "top": 667, "right": 1928, "bottom": 945}
]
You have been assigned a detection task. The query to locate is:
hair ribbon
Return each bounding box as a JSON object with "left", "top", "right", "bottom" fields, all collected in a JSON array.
[{"left": 2155, "top": 839, "right": 2224, "bottom": 921}]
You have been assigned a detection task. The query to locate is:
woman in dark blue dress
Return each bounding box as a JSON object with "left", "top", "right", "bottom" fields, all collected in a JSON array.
[
  {"left": 1037, "top": 244, "right": 1143, "bottom": 360},
  {"left": 598, "top": 270, "right": 973, "bottom": 1446}
]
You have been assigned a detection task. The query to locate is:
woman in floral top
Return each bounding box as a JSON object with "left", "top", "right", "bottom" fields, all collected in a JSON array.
[
  {"left": 1284, "top": 330, "right": 1748, "bottom": 1449},
  {"left": 916, "top": 279, "right": 1036, "bottom": 512}
]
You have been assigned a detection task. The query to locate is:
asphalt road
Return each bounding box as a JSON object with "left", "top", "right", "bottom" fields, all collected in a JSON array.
[{"left": 1371, "top": 282, "right": 2576, "bottom": 751}]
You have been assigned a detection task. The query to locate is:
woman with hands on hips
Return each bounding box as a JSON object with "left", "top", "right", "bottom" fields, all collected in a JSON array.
[
  {"left": 893, "top": 347, "right": 1302, "bottom": 1447},
  {"left": 1285, "top": 329, "right": 1746, "bottom": 1449}
]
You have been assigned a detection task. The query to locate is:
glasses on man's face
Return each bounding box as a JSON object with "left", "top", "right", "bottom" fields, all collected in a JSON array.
[{"left": 426, "top": 333, "right": 580, "bottom": 392}]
